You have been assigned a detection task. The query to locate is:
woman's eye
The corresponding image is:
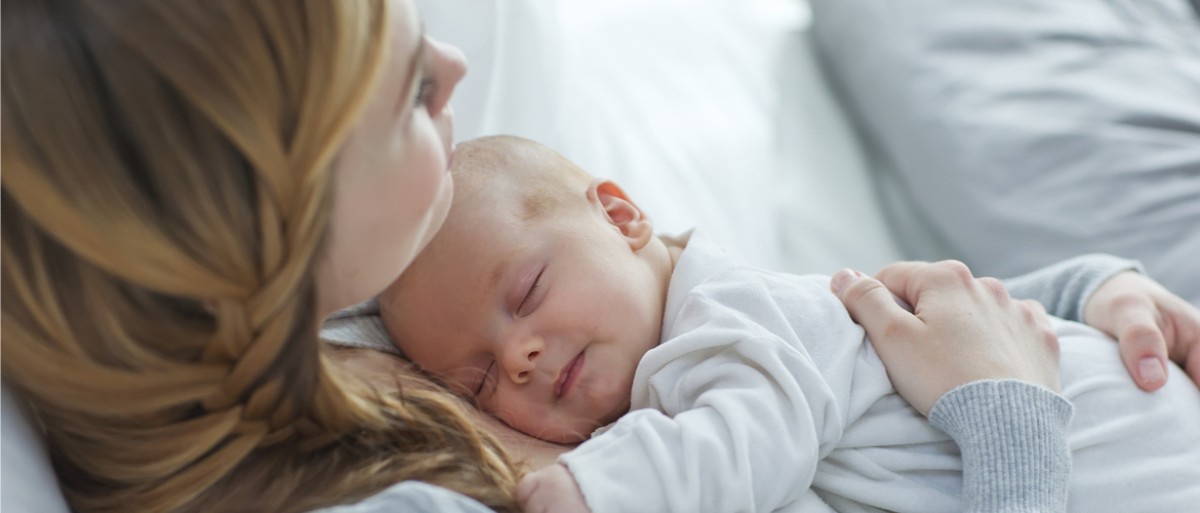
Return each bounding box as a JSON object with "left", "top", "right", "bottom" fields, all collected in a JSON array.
[
  {"left": 516, "top": 270, "right": 543, "bottom": 317},
  {"left": 414, "top": 76, "right": 437, "bottom": 108}
]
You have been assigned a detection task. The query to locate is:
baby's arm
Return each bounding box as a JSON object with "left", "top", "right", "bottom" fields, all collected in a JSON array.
[
  {"left": 557, "top": 336, "right": 835, "bottom": 513},
  {"left": 517, "top": 464, "right": 590, "bottom": 513}
]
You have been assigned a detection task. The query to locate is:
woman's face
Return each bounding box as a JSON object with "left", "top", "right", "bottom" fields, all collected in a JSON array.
[{"left": 317, "top": 0, "right": 467, "bottom": 316}]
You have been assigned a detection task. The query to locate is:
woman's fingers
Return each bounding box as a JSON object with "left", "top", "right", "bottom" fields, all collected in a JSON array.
[
  {"left": 873, "top": 260, "right": 970, "bottom": 304},
  {"left": 832, "top": 268, "right": 935, "bottom": 414},
  {"left": 831, "top": 269, "right": 919, "bottom": 341},
  {"left": 834, "top": 261, "right": 1064, "bottom": 415},
  {"left": 1111, "top": 300, "right": 1169, "bottom": 391},
  {"left": 1186, "top": 349, "right": 1200, "bottom": 390},
  {"left": 1083, "top": 271, "right": 1200, "bottom": 392},
  {"left": 1162, "top": 294, "right": 1200, "bottom": 389}
]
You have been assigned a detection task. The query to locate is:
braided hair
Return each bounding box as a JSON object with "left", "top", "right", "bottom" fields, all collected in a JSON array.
[{"left": 1, "top": 1, "right": 519, "bottom": 511}]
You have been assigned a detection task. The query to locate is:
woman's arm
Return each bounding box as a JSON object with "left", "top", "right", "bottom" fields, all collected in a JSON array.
[
  {"left": 930, "top": 381, "right": 1072, "bottom": 513},
  {"left": 1000, "top": 253, "right": 1139, "bottom": 321},
  {"left": 831, "top": 261, "right": 1070, "bottom": 512},
  {"left": 1001, "top": 254, "right": 1200, "bottom": 391}
]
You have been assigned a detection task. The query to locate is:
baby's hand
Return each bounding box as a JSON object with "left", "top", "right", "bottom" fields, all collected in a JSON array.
[
  {"left": 516, "top": 464, "right": 590, "bottom": 513},
  {"left": 1084, "top": 271, "right": 1200, "bottom": 391}
]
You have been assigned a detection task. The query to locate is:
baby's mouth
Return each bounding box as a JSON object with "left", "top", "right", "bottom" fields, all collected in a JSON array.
[{"left": 556, "top": 351, "right": 585, "bottom": 399}]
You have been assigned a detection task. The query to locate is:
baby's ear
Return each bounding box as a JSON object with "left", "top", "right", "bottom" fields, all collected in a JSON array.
[{"left": 588, "top": 179, "right": 653, "bottom": 251}]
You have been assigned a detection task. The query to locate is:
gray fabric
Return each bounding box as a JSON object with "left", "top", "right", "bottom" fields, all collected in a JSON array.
[
  {"left": 809, "top": 0, "right": 1200, "bottom": 305},
  {"left": 1, "top": 386, "right": 73, "bottom": 513},
  {"left": 1003, "top": 253, "right": 1144, "bottom": 322},
  {"left": 931, "top": 380, "right": 1074, "bottom": 513},
  {"left": 310, "top": 481, "right": 492, "bottom": 513},
  {"left": 320, "top": 299, "right": 399, "bottom": 355}
]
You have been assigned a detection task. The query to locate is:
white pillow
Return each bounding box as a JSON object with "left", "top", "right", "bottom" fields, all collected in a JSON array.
[
  {"left": 421, "top": 0, "right": 906, "bottom": 276},
  {"left": 809, "top": 0, "right": 1200, "bottom": 301}
]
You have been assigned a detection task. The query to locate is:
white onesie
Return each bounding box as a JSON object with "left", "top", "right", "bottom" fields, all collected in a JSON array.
[{"left": 561, "top": 232, "right": 1200, "bottom": 513}]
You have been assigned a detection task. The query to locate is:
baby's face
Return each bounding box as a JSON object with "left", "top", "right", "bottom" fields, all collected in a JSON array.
[{"left": 382, "top": 164, "right": 666, "bottom": 443}]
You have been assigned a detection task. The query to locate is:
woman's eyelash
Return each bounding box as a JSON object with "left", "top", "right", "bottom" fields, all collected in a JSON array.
[{"left": 414, "top": 76, "right": 437, "bottom": 108}]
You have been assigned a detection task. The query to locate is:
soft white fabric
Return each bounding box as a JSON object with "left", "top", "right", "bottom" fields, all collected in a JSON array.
[
  {"left": 560, "top": 232, "right": 1200, "bottom": 513},
  {"left": 424, "top": 0, "right": 906, "bottom": 276},
  {"left": 320, "top": 298, "right": 397, "bottom": 355}
]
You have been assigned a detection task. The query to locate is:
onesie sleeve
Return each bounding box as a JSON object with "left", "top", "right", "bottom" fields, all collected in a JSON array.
[
  {"left": 559, "top": 333, "right": 840, "bottom": 513},
  {"left": 929, "top": 380, "right": 1074, "bottom": 513},
  {"left": 1001, "top": 254, "right": 1143, "bottom": 322}
]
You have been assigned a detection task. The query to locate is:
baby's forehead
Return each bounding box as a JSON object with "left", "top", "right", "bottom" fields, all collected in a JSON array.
[{"left": 452, "top": 172, "right": 574, "bottom": 231}]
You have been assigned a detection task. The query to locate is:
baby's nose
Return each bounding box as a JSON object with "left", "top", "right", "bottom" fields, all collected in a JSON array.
[{"left": 503, "top": 336, "right": 543, "bottom": 385}]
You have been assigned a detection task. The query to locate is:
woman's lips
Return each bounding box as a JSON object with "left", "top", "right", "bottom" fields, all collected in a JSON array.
[{"left": 556, "top": 352, "right": 585, "bottom": 399}]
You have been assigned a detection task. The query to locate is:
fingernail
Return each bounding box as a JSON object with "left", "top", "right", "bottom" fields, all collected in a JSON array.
[
  {"left": 831, "top": 269, "right": 854, "bottom": 294},
  {"left": 1138, "top": 357, "right": 1165, "bottom": 385}
]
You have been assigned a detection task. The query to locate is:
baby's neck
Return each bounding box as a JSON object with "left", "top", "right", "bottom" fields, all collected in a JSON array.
[
  {"left": 657, "top": 232, "right": 690, "bottom": 271},
  {"left": 648, "top": 232, "right": 689, "bottom": 336}
]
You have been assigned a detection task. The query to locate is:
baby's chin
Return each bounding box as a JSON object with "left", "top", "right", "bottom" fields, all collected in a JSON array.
[
  {"left": 514, "top": 404, "right": 628, "bottom": 444},
  {"left": 524, "top": 416, "right": 610, "bottom": 444},
  {"left": 513, "top": 376, "right": 635, "bottom": 443}
]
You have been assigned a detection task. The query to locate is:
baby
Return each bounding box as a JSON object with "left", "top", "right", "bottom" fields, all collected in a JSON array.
[{"left": 379, "top": 136, "right": 1200, "bottom": 513}]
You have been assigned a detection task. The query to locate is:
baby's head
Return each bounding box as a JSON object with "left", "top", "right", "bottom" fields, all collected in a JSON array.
[{"left": 379, "top": 135, "right": 674, "bottom": 443}]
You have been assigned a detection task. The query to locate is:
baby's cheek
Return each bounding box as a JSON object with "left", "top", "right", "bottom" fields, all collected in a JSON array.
[
  {"left": 584, "top": 372, "right": 633, "bottom": 419},
  {"left": 490, "top": 397, "right": 545, "bottom": 437}
]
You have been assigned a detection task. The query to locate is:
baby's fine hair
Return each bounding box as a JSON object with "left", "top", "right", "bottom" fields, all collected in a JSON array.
[{"left": 450, "top": 135, "right": 596, "bottom": 222}]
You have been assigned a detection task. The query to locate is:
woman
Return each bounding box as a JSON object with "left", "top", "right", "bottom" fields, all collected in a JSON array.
[
  {"left": 3, "top": 1, "right": 516, "bottom": 512},
  {"left": 3, "top": 1, "right": 1195, "bottom": 513}
]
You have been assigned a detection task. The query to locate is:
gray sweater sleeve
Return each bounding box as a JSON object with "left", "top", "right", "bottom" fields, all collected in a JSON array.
[
  {"left": 930, "top": 380, "right": 1075, "bottom": 513},
  {"left": 1001, "top": 254, "right": 1144, "bottom": 322},
  {"left": 936, "top": 255, "right": 1139, "bottom": 512}
]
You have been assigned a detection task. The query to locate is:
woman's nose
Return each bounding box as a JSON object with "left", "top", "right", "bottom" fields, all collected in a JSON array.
[
  {"left": 424, "top": 36, "right": 467, "bottom": 119},
  {"left": 501, "top": 335, "right": 544, "bottom": 385}
]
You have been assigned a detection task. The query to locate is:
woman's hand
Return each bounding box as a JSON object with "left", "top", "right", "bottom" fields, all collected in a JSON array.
[
  {"left": 830, "top": 261, "right": 1062, "bottom": 415},
  {"left": 516, "top": 464, "right": 591, "bottom": 513},
  {"left": 1084, "top": 271, "right": 1200, "bottom": 391}
]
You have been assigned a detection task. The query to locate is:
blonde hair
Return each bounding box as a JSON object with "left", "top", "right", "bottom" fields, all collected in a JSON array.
[{"left": 1, "top": 1, "right": 518, "bottom": 512}]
